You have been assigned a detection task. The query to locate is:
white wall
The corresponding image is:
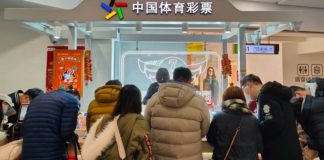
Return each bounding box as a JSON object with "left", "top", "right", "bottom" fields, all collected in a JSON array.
[
  {"left": 283, "top": 42, "right": 324, "bottom": 86},
  {"left": 0, "top": 10, "right": 50, "bottom": 93},
  {"left": 0, "top": 10, "right": 113, "bottom": 111},
  {"left": 246, "top": 49, "right": 284, "bottom": 84}
]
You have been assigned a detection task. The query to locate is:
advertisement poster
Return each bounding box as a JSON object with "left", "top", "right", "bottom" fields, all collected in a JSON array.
[
  {"left": 53, "top": 50, "right": 84, "bottom": 95},
  {"left": 121, "top": 51, "right": 222, "bottom": 110}
]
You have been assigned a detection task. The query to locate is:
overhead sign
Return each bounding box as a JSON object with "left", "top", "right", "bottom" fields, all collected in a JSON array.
[
  {"left": 101, "top": 0, "right": 213, "bottom": 20},
  {"left": 234, "top": 44, "right": 279, "bottom": 55},
  {"left": 132, "top": 1, "right": 213, "bottom": 15}
]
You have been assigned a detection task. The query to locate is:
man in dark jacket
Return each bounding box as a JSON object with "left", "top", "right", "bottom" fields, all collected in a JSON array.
[
  {"left": 22, "top": 89, "right": 80, "bottom": 160},
  {"left": 301, "top": 78, "right": 324, "bottom": 159},
  {"left": 242, "top": 74, "right": 302, "bottom": 160}
]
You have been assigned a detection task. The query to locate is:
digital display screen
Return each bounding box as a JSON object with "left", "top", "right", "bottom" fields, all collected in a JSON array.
[
  {"left": 18, "top": 104, "right": 29, "bottom": 122},
  {"left": 233, "top": 44, "right": 279, "bottom": 54},
  {"left": 246, "top": 45, "right": 275, "bottom": 54}
]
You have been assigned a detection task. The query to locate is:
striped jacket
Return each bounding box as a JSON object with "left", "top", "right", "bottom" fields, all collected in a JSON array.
[{"left": 22, "top": 90, "right": 80, "bottom": 160}]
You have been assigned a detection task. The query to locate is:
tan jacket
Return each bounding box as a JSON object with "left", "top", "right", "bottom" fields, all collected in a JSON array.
[
  {"left": 145, "top": 82, "right": 210, "bottom": 160},
  {"left": 86, "top": 85, "right": 121, "bottom": 131}
]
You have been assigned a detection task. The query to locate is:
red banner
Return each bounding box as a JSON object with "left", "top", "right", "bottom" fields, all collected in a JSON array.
[
  {"left": 46, "top": 46, "right": 68, "bottom": 92},
  {"left": 53, "top": 50, "right": 84, "bottom": 96}
]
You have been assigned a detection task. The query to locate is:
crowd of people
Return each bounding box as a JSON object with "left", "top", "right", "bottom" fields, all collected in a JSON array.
[{"left": 0, "top": 67, "right": 323, "bottom": 160}]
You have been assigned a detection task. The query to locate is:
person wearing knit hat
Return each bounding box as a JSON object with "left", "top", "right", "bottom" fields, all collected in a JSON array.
[
  {"left": 0, "top": 95, "right": 16, "bottom": 117},
  {"left": 142, "top": 68, "right": 170, "bottom": 105},
  {"left": 0, "top": 94, "right": 16, "bottom": 130}
]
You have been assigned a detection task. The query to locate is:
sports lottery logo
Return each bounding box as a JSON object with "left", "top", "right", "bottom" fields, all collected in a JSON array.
[{"left": 101, "top": 0, "right": 128, "bottom": 20}]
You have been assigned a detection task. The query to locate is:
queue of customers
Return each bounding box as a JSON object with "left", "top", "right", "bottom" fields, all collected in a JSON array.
[{"left": 0, "top": 67, "right": 322, "bottom": 160}]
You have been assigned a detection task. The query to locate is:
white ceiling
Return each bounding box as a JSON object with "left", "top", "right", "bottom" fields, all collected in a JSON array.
[
  {"left": 0, "top": 0, "right": 50, "bottom": 9},
  {"left": 242, "top": 0, "right": 324, "bottom": 8}
]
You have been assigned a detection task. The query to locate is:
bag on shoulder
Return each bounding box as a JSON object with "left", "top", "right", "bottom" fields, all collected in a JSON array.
[{"left": 82, "top": 115, "right": 125, "bottom": 160}]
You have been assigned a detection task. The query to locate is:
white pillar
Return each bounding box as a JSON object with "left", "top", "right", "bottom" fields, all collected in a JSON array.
[{"left": 237, "top": 27, "right": 246, "bottom": 87}]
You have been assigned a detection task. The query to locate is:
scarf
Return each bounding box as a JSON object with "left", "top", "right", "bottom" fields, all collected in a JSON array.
[{"left": 223, "top": 99, "right": 251, "bottom": 114}]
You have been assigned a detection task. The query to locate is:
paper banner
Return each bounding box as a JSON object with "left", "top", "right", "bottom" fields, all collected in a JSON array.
[{"left": 53, "top": 50, "right": 84, "bottom": 96}]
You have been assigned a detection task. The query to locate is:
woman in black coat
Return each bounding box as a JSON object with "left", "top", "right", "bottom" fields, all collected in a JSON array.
[
  {"left": 207, "top": 86, "right": 263, "bottom": 160},
  {"left": 143, "top": 68, "right": 169, "bottom": 105}
]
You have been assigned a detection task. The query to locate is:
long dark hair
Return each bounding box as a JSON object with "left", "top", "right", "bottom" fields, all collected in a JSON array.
[
  {"left": 206, "top": 67, "right": 216, "bottom": 79},
  {"left": 112, "top": 85, "right": 142, "bottom": 118},
  {"left": 156, "top": 68, "right": 170, "bottom": 83}
]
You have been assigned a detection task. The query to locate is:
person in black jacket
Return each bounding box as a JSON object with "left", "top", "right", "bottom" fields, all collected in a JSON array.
[
  {"left": 22, "top": 89, "right": 80, "bottom": 160},
  {"left": 143, "top": 68, "right": 169, "bottom": 105},
  {"left": 300, "top": 78, "right": 324, "bottom": 159},
  {"left": 207, "top": 86, "right": 263, "bottom": 160},
  {"left": 242, "top": 74, "right": 302, "bottom": 160}
]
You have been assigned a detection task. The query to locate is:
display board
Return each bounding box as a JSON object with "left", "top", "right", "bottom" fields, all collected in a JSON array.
[{"left": 121, "top": 51, "right": 221, "bottom": 110}]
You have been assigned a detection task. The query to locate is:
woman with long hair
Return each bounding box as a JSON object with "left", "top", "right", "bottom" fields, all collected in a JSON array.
[
  {"left": 82, "top": 85, "right": 151, "bottom": 160},
  {"left": 207, "top": 86, "right": 263, "bottom": 160},
  {"left": 143, "top": 68, "right": 170, "bottom": 105},
  {"left": 203, "top": 67, "right": 219, "bottom": 106}
]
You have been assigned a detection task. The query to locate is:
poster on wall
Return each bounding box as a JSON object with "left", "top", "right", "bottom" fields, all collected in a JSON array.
[
  {"left": 121, "top": 51, "right": 221, "bottom": 110},
  {"left": 53, "top": 50, "right": 84, "bottom": 96}
]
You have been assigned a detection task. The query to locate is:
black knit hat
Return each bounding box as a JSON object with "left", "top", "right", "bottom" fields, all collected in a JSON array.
[
  {"left": 24, "top": 88, "right": 44, "bottom": 100},
  {"left": 156, "top": 68, "right": 170, "bottom": 83}
]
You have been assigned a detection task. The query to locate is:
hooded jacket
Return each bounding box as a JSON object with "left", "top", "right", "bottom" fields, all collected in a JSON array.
[
  {"left": 258, "top": 82, "right": 302, "bottom": 160},
  {"left": 82, "top": 114, "right": 151, "bottom": 160},
  {"left": 87, "top": 85, "right": 121, "bottom": 131},
  {"left": 145, "top": 82, "right": 210, "bottom": 160},
  {"left": 207, "top": 99, "right": 263, "bottom": 160}
]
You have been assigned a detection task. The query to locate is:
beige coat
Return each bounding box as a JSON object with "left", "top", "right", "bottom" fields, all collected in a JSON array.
[{"left": 145, "top": 82, "right": 210, "bottom": 160}]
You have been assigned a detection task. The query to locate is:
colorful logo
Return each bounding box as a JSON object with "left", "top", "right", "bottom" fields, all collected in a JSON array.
[{"left": 101, "top": 0, "right": 128, "bottom": 20}]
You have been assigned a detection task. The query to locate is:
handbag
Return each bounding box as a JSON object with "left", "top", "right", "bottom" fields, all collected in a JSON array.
[{"left": 224, "top": 117, "right": 243, "bottom": 160}]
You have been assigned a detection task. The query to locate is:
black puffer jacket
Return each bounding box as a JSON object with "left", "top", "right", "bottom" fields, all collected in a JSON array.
[
  {"left": 301, "top": 79, "right": 324, "bottom": 157},
  {"left": 258, "top": 82, "right": 302, "bottom": 160},
  {"left": 207, "top": 99, "right": 263, "bottom": 160},
  {"left": 22, "top": 90, "right": 80, "bottom": 160}
]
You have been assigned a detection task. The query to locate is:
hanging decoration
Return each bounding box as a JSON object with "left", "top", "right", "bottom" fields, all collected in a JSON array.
[
  {"left": 221, "top": 54, "right": 232, "bottom": 77},
  {"left": 84, "top": 50, "right": 93, "bottom": 86},
  {"left": 46, "top": 46, "right": 69, "bottom": 92}
]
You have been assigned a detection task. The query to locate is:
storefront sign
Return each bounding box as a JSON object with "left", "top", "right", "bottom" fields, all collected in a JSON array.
[
  {"left": 53, "top": 50, "right": 84, "bottom": 95},
  {"left": 101, "top": 0, "right": 212, "bottom": 20},
  {"left": 132, "top": 1, "right": 212, "bottom": 15}
]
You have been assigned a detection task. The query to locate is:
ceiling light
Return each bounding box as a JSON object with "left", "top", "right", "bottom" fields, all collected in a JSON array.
[
  {"left": 224, "top": 23, "right": 231, "bottom": 34},
  {"left": 85, "top": 22, "right": 93, "bottom": 34},
  {"left": 260, "top": 24, "right": 267, "bottom": 35},
  {"left": 53, "top": 26, "right": 62, "bottom": 40},
  {"left": 136, "top": 23, "right": 143, "bottom": 33},
  {"left": 182, "top": 23, "right": 188, "bottom": 34}
]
